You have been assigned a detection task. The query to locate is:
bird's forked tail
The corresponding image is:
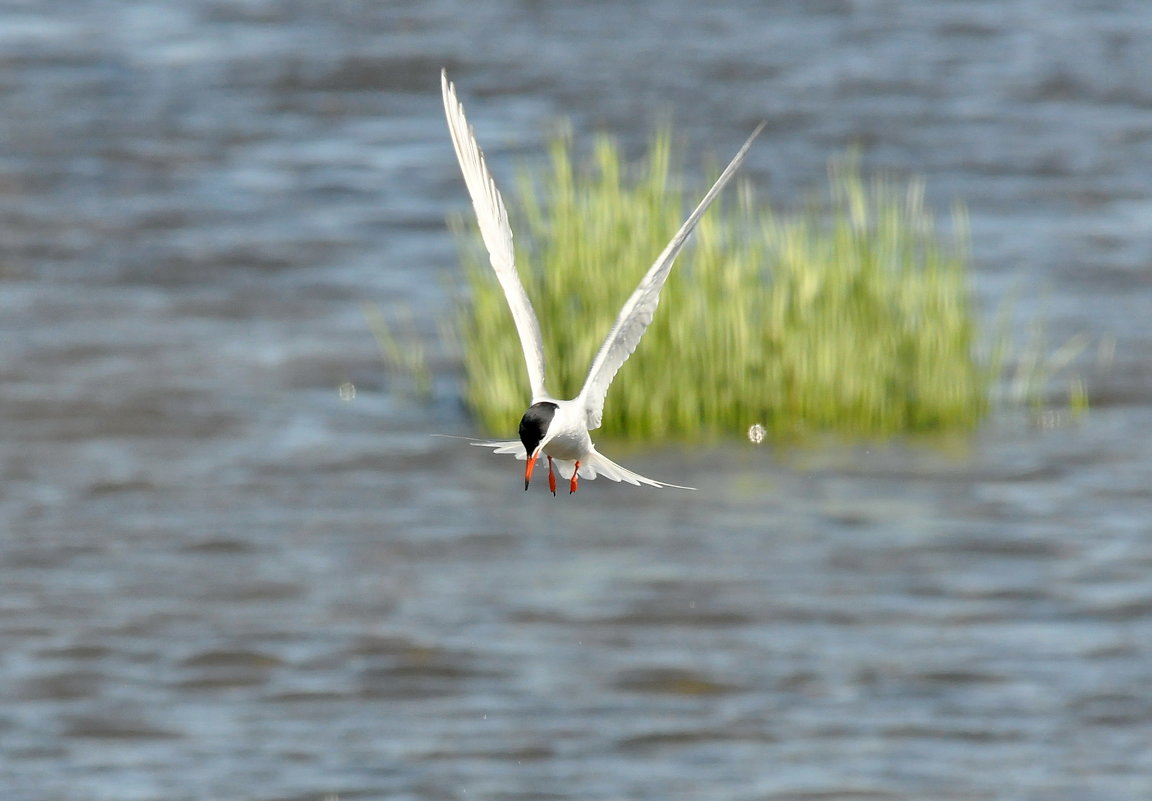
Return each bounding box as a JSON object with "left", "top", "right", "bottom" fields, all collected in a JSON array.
[{"left": 468, "top": 440, "right": 695, "bottom": 490}]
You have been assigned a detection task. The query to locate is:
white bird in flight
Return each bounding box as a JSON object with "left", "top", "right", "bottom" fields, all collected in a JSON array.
[{"left": 441, "top": 70, "right": 762, "bottom": 494}]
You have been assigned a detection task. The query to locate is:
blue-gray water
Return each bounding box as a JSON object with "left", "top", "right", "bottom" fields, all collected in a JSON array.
[{"left": 3, "top": 2, "right": 1151, "bottom": 800}]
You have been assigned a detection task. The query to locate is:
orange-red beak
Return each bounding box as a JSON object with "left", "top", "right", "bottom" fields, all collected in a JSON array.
[{"left": 524, "top": 449, "right": 540, "bottom": 490}]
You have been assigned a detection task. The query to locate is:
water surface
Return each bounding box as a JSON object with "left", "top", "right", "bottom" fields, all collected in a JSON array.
[{"left": 2, "top": 2, "right": 1151, "bottom": 800}]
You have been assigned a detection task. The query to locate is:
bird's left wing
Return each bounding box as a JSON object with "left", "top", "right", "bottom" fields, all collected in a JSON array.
[
  {"left": 577, "top": 122, "right": 764, "bottom": 430},
  {"left": 441, "top": 71, "right": 550, "bottom": 402}
]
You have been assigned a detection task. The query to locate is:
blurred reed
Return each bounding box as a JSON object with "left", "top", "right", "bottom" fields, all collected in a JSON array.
[{"left": 448, "top": 127, "right": 1075, "bottom": 440}]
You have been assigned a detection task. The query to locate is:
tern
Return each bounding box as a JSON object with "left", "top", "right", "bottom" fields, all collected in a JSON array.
[{"left": 441, "top": 70, "right": 762, "bottom": 494}]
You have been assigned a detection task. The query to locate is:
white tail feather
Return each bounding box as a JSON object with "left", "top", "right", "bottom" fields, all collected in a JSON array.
[
  {"left": 469, "top": 440, "right": 694, "bottom": 490},
  {"left": 580, "top": 448, "right": 696, "bottom": 489}
]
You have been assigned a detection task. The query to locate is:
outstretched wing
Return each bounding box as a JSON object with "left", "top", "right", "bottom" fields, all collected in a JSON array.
[
  {"left": 441, "top": 70, "right": 550, "bottom": 402},
  {"left": 576, "top": 122, "right": 764, "bottom": 430}
]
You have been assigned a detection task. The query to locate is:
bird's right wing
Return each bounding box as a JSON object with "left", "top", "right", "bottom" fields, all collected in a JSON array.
[
  {"left": 577, "top": 122, "right": 764, "bottom": 430},
  {"left": 441, "top": 71, "right": 550, "bottom": 402}
]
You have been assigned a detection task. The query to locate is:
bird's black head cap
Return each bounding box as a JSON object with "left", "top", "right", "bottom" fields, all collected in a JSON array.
[{"left": 518, "top": 401, "right": 558, "bottom": 457}]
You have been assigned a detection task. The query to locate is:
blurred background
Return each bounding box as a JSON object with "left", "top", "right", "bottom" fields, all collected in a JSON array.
[{"left": 2, "top": 2, "right": 1151, "bottom": 800}]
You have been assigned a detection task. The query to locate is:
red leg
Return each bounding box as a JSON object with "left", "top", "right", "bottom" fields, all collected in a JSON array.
[
  {"left": 570, "top": 460, "right": 580, "bottom": 494},
  {"left": 547, "top": 455, "right": 557, "bottom": 496}
]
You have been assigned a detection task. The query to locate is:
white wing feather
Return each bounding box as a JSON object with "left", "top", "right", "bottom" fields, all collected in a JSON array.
[
  {"left": 577, "top": 122, "right": 765, "bottom": 430},
  {"left": 441, "top": 71, "right": 550, "bottom": 402}
]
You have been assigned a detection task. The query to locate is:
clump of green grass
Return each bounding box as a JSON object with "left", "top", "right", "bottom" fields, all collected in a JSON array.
[
  {"left": 362, "top": 303, "right": 433, "bottom": 397},
  {"left": 452, "top": 128, "right": 1029, "bottom": 441}
]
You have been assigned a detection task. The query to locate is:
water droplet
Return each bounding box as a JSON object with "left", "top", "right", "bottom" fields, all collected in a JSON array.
[
  {"left": 747, "top": 423, "right": 765, "bottom": 444},
  {"left": 338, "top": 382, "right": 356, "bottom": 402}
]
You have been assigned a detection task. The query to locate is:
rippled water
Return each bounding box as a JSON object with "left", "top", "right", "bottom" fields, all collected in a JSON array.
[{"left": 3, "top": 2, "right": 1151, "bottom": 800}]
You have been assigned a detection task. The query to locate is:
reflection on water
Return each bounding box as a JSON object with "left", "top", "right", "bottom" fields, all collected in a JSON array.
[{"left": 2, "top": 2, "right": 1151, "bottom": 800}]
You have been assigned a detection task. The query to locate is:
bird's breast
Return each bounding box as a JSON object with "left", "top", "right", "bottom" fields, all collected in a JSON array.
[
  {"left": 543, "top": 436, "right": 587, "bottom": 461},
  {"left": 542, "top": 405, "right": 592, "bottom": 461}
]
